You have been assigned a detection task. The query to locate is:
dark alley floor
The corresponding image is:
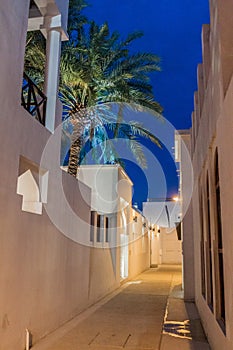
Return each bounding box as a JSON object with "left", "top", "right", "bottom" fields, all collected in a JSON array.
[{"left": 32, "top": 266, "right": 210, "bottom": 350}]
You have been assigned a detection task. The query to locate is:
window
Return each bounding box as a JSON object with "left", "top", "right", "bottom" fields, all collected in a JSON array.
[
  {"left": 214, "top": 150, "right": 225, "bottom": 329},
  {"left": 91, "top": 213, "right": 109, "bottom": 244},
  {"left": 206, "top": 174, "right": 213, "bottom": 309},
  {"left": 105, "top": 217, "right": 109, "bottom": 243},
  {"left": 199, "top": 189, "right": 206, "bottom": 298},
  {"left": 96, "top": 214, "right": 101, "bottom": 242}
]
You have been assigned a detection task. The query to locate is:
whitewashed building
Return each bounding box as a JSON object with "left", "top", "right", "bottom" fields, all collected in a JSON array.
[
  {"left": 0, "top": 1, "right": 150, "bottom": 349},
  {"left": 177, "top": 0, "right": 233, "bottom": 349},
  {"left": 143, "top": 200, "right": 182, "bottom": 266}
]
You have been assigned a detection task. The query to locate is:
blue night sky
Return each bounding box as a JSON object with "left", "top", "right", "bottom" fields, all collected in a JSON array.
[{"left": 84, "top": 1, "right": 210, "bottom": 210}]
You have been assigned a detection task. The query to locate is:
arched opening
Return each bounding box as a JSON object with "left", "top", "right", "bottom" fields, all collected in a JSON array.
[
  {"left": 206, "top": 173, "right": 213, "bottom": 309},
  {"left": 214, "top": 150, "right": 225, "bottom": 330},
  {"left": 199, "top": 187, "right": 206, "bottom": 298}
]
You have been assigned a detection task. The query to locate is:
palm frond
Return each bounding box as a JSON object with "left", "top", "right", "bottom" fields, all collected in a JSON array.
[
  {"left": 126, "top": 138, "right": 147, "bottom": 169},
  {"left": 25, "top": 5, "right": 163, "bottom": 175},
  {"left": 128, "top": 121, "right": 162, "bottom": 148}
]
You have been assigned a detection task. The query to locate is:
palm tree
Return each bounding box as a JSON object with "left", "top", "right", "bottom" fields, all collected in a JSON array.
[
  {"left": 24, "top": 1, "right": 163, "bottom": 177},
  {"left": 60, "top": 21, "right": 163, "bottom": 176},
  {"left": 24, "top": 0, "right": 89, "bottom": 88},
  {"left": 61, "top": 103, "right": 162, "bottom": 174}
]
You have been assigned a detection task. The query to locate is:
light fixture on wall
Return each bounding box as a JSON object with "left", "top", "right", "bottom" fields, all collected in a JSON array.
[{"left": 133, "top": 216, "right": 137, "bottom": 222}]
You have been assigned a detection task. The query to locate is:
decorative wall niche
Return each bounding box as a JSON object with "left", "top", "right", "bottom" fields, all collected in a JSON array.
[{"left": 17, "top": 156, "right": 48, "bottom": 215}]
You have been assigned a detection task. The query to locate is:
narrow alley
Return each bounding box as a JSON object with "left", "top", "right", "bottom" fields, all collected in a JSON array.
[{"left": 32, "top": 266, "right": 210, "bottom": 350}]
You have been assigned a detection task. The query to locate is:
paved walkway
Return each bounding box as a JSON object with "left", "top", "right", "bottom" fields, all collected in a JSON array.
[{"left": 32, "top": 266, "right": 210, "bottom": 350}]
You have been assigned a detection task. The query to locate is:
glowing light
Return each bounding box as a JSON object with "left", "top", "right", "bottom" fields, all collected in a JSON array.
[
  {"left": 172, "top": 196, "right": 179, "bottom": 202},
  {"left": 163, "top": 320, "right": 192, "bottom": 340}
]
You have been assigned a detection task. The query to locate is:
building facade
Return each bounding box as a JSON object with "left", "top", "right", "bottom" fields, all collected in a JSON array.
[
  {"left": 0, "top": 1, "right": 150, "bottom": 349},
  {"left": 143, "top": 200, "right": 182, "bottom": 266},
  {"left": 77, "top": 164, "right": 150, "bottom": 282},
  {"left": 178, "top": 0, "right": 233, "bottom": 348}
]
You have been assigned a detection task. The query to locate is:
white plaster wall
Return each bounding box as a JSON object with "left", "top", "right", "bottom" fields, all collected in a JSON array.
[
  {"left": 143, "top": 201, "right": 181, "bottom": 227},
  {"left": 0, "top": 2, "right": 152, "bottom": 349},
  {"left": 187, "top": 0, "right": 233, "bottom": 347},
  {"left": 160, "top": 228, "right": 182, "bottom": 265},
  {"left": 78, "top": 165, "right": 120, "bottom": 214},
  {"left": 119, "top": 207, "right": 150, "bottom": 280},
  {"left": 150, "top": 233, "right": 159, "bottom": 266},
  {"left": 177, "top": 132, "right": 195, "bottom": 301},
  {"left": 117, "top": 167, "right": 133, "bottom": 205},
  {"left": 194, "top": 74, "right": 233, "bottom": 350},
  {"left": 0, "top": 2, "right": 119, "bottom": 349},
  {"left": 128, "top": 233, "right": 150, "bottom": 279}
]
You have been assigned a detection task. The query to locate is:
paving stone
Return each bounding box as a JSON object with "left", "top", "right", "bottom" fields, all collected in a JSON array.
[{"left": 31, "top": 265, "right": 210, "bottom": 350}]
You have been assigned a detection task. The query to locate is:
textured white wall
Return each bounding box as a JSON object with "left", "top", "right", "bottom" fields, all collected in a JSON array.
[
  {"left": 185, "top": 0, "right": 233, "bottom": 348},
  {"left": 159, "top": 228, "right": 182, "bottom": 265}
]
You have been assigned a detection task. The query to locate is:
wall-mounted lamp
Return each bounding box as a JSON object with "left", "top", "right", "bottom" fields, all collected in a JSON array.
[{"left": 133, "top": 216, "right": 137, "bottom": 222}]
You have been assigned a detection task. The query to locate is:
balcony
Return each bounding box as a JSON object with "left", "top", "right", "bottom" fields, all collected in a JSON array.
[{"left": 21, "top": 72, "right": 47, "bottom": 126}]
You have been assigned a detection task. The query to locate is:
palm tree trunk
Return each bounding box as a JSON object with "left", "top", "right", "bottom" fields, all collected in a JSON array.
[{"left": 67, "top": 137, "right": 83, "bottom": 177}]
